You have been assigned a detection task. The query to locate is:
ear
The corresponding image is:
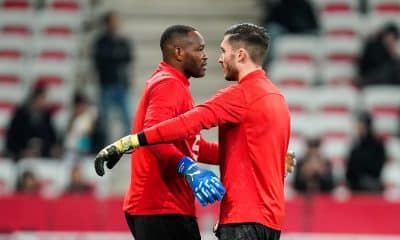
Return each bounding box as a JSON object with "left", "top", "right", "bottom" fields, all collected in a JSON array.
[
  {"left": 237, "top": 48, "right": 247, "bottom": 63},
  {"left": 174, "top": 47, "right": 184, "bottom": 62}
]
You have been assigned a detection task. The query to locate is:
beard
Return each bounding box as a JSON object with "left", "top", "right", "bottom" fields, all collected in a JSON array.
[{"left": 223, "top": 62, "right": 239, "bottom": 81}]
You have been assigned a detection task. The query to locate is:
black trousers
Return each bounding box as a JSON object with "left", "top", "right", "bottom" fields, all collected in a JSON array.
[
  {"left": 125, "top": 212, "right": 201, "bottom": 240},
  {"left": 215, "top": 223, "right": 281, "bottom": 240}
]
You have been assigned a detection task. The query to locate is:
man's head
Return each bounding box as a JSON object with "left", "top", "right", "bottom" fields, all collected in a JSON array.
[
  {"left": 160, "top": 25, "right": 208, "bottom": 78},
  {"left": 103, "top": 11, "right": 120, "bottom": 34},
  {"left": 218, "top": 23, "right": 269, "bottom": 81}
]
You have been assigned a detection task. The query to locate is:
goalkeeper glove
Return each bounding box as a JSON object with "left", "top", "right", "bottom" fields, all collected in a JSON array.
[
  {"left": 177, "top": 156, "right": 226, "bottom": 206},
  {"left": 94, "top": 134, "right": 141, "bottom": 176}
]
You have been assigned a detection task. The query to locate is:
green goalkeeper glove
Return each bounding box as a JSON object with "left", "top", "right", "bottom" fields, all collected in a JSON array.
[{"left": 94, "top": 134, "right": 141, "bottom": 176}]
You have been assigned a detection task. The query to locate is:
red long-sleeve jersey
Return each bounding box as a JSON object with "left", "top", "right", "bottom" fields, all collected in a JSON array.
[
  {"left": 123, "top": 62, "right": 219, "bottom": 216},
  {"left": 143, "top": 69, "right": 291, "bottom": 230}
]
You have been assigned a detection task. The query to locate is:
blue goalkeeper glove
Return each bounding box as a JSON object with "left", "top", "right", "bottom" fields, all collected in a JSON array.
[{"left": 177, "top": 157, "right": 225, "bottom": 206}]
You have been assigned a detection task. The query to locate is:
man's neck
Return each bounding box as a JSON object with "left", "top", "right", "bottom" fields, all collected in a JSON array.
[{"left": 238, "top": 64, "right": 261, "bottom": 82}]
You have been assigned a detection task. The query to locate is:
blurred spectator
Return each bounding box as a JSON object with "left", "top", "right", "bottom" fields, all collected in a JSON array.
[
  {"left": 16, "top": 170, "right": 40, "bottom": 194},
  {"left": 346, "top": 112, "right": 387, "bottom": 192},
  {"left": 358, "top": 23, "right": 400, "bottom": 86},
  {"left": 261, "top": 0, "right": 319, "bottom": 64},
  {"left": 64, "top": 92, "right": 98, "bottom": 162},
  {"left": 93, "top": 11, "right": 134, "bottom": 141},
  {"left": 5, "top": 86, "right": 59, "bottom": 161},
  {"left": 262, "top": 0, "right": 319, "bottom": 34},
  {"left": 294, "top": 138, "right": 335, "bottom": 193},
  {"left": 64, "top": 164, "right": 92, "bottom": 194}
]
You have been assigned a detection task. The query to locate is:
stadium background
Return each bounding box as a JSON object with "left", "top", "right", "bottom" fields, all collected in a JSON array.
[{"left": 0, "top": 0, "right": 400, "bottom": 239}]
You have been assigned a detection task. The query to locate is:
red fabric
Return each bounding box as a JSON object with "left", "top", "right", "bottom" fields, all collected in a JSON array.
[
  {"left": 39, "top": 51, "right": 67, "bottom": 60},
  {"left": 284, "top": 54, "right": 314, "bottom": 63},
  {"left": 311, "top": 195, "right": 400, "bottom": 234},
  {"left": 0, "top": 75, "right": 19, "bottom": 84},
  {"left": 44, "top": 27, "right": 73, "bottom": 36},
  {"left": 51, "top": 195, "right": 99, "bottom": 231},
  {"left": 2, "top": 26, "right": 31, "bottom": 35},
  {"left": 279, "top": 78, "right": 308, "bottom": 87},
  {"left": 327, "top": 30, "right": 357, "bottom": 37},
  {"left": 52, "top": 1, "right": 80, "bottom": 11},
  {"left": 1, "top": 195, "right": 400, "bottom": 233},
  {"left": 0, "top": 50, "right": 22, "bottom": 59},
  {"left": 323, "top": 4, "right": 352, "bottom": 13},
  {"left": 2, "top": 0, "right": 30, "bottom": 10},
  {"left": 144, "top": 69, "right": 291, "bottom": 230},
  {"left": 375, "top": 4, "right": 400, "bottom": 13},
  {"left": 123, "top": 62, "right": 219, "bottom": 217}
]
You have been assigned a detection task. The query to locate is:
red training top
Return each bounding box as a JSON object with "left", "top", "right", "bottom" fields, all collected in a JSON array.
[
  {"left": 144, "top": 69, "right": 291, "bottom": 230},
  {"left": 123, "top": 62, "right": 219, "bottom": 216}
]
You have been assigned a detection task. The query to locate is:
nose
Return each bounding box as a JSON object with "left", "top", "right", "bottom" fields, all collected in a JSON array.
[
  {"left": 218, "top": 54, "right": 223, "bottom": 63},
  {"left": 203, "top": 51, "right": 208, "bottom": 60}
]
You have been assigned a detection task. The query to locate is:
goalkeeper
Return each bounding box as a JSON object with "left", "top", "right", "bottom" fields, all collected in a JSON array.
[{"left": 96, "top": 23, "right": 293, "bottom": 240}]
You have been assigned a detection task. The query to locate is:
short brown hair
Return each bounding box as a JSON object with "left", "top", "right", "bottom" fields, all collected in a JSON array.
[{"left": 224, "top": 23, "right": 270, "bottom": 64}]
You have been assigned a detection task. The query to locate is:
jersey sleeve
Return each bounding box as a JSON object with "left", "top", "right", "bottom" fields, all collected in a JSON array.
[
  {"left": 197, "top": 136, "right": 219, "bottom": 165},
  {"left": 143, "top": 78, "right": 187, "bottom": 167},
  {"left": 144, "top": 85, "right": 247, "bottom": 144}
]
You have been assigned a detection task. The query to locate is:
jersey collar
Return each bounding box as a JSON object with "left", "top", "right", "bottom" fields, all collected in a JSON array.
[{"left": 159, "top": 61, "right": 190, "bottom": 86}]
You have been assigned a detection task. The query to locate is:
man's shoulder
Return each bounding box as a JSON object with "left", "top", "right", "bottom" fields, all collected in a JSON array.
[{"left": 147, "top": 71, "right": 183, "bottom": 89}]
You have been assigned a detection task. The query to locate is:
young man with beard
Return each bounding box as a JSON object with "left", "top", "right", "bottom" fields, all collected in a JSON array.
[{"left": 96, "top": 23, "right": 294, "bottom": 240}]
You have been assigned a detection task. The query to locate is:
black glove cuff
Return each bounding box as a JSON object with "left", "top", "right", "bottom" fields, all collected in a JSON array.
[{"left": 138, "top": 132, "right": 148, "bottom": 146}]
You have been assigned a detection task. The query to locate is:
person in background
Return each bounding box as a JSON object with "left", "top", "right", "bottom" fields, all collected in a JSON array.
[
  {"left": 6, "top": 86, "right": 58, "bottom": 161},
  {"left": 64, "top": 164, "right": 92, "bottom": 194},
  {"left": 261, "top": 0, "right": 319, "bottom": 63},
  {"left": 93, "top": 11, "right": 134, "bottom": 140},
  {"left": 358, "top": 23, "right": 400, "bottom": 86},
  {"left": 294, "top": 138, "right": 334, "bottom": 193},
  {"left": 64, "top": 92, "right": 98, "bottom": 163},
  {"left": 16, "top": 170, "right": 40, "bottom": 194},
  {"left": 346, "top": 112, "right": 387, "bottom": 192}
]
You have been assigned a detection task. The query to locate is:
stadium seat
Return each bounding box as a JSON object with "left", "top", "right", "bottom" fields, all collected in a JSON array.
[
  {"left": 291, "top": 113, "right": 316, "bottom": 138},
  {"left": 320, "top": 37, "right": 362, "bottom": 65},
  {"left": 386, "top": 137, "right": 400, "bottom": 163},
  {"left": 320, "top": 62, "right": 358, "bottom": 86},
  {"left": 0, "top": 81, "right": 27, "bottom": 111},
  {"left": 0, "top": 0, "right": 33, "bottom": 11},
  {"left": 363, "top": 13, "right": 400, "bottom": 37},
  {"left": 312, "top": 114, "right": 354, "bottom": 140},
  {"left": 17, "top": 158, "right": 70, "bottom": 197},
  {"left": 313, "top": 87, "right": 359, "bottom": 115},
  {"left": 45, "top": 0, "right": 85, "bottom": 12},
  {"left": 0, "top": 35, "right": 30, "bottom": 61},
  {"left": 320, "top": 13, "right": 362, "bottom": 38},
  {"left": 0, "top": 60, "right": 26, "bottom": 85},
  {"left": 312, "top": 0, "right": 359, "bottom": 14},
  {"left": 274, "top": 35, "right": 319, "bottom": 63},
  {"left": 80, "top": 157, "right": 112, "bottom": 197},
  {"left": 30, "top": 61, "right": 74, "bottom": 87},
  {"left": 281, "top": 88, "right": 314, "bottom": 114},
  {"left": 33, "top": 37, "right": 78, "bottom": 61},
  {"left": 0, "top": 159, "right": 16, "bottom": 195},
  {"left": 362, "top": 86, "right": 400, "bottom": 138},
  {"left": 288, "top": 135, "right": 307, "bottom": 160},
  {"left": 268, "top": 62, "right": 317, "bottom": 88},
  {"left": 0, "top": 10, "right": 33, "bottom": 36},
  {"left": 36, "top": 11, "right": 82, "bottom": 38},
  {"left": 369, "top": 0, "right": 400, "bottom": 14}
]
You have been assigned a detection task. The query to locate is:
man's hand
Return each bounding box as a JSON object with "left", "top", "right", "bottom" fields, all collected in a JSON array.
[
  {"left": 94, "top": 134, "right": 140, "bottom": 176},
  {"left": 177, "top": 157, "right": 226, "bottom": 206},
  {"left": 285, "top": 150, "right": 296, "bottom": 177}
]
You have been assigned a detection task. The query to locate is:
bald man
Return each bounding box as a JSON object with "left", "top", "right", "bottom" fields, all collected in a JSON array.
[{"left": 119, "top": 25, "right": 221, "bottom": 240}]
